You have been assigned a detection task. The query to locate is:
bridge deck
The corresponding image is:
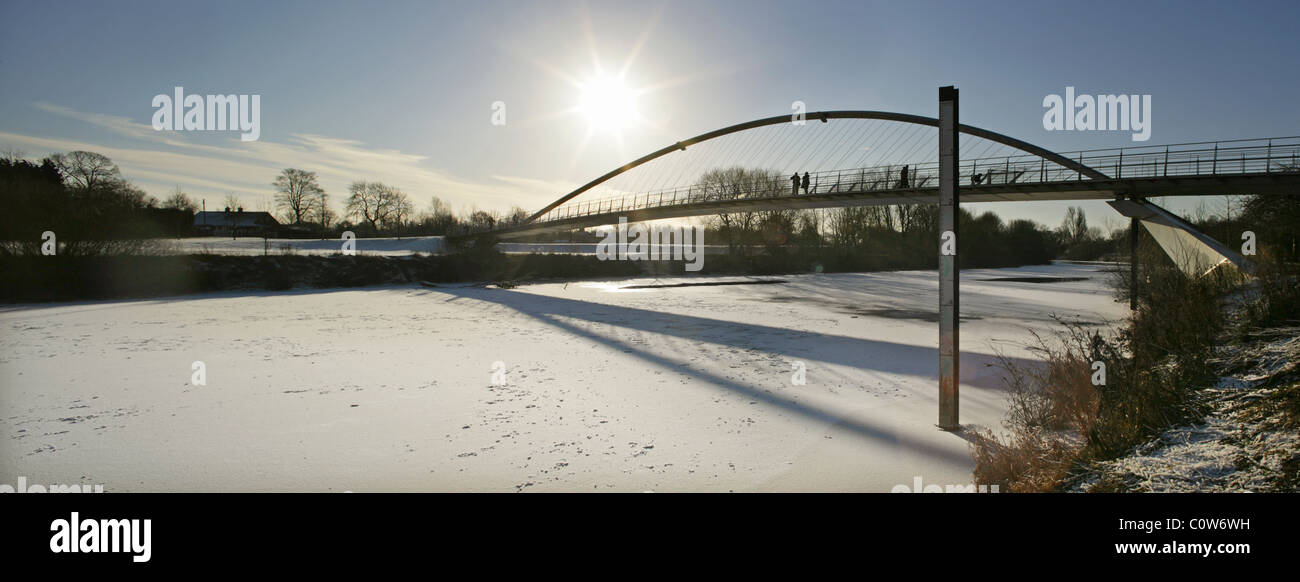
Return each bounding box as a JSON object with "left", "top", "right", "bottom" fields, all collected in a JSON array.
[
  {"left": 488, "top": 172, "right": 1300, "bottom": 239},
  {"left": 474, "top": 136, "right": 1300, "bottom": 240}
]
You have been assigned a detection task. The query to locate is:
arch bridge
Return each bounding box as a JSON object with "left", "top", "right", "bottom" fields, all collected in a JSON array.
[{"left": 468, "top": 88, "right": 1300, "bottom": 429}]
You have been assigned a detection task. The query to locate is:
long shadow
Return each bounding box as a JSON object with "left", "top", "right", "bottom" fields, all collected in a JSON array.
[
  {"left": 432, "top": 285, "right": 1039, "bottom": 465},
  {"left": 434, "top": 285, "right": 1039, "bottom": 387}
]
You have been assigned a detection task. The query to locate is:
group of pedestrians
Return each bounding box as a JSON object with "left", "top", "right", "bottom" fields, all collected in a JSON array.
[
  {"left": 789, "top": 172, "right": 810, "bottom": 195},
  {"left": 786, "top": 165, "right": 916, "bottom": 195}
]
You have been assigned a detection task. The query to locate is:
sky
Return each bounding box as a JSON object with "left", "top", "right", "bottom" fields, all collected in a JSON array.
[{"left": 1, "top": 0, "right": 1297, "bottom": 231}]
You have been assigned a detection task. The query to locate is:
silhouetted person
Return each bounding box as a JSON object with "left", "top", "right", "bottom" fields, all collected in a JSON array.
[
  {"left": 971, "top": 172, "right": 985, "bottom": 185},
  {"left": 801, "top": 172, "right": 810, "bottom": 194},
  {"left": 897, "top": 165, "right": 909, "bottom": 189},
  {"left": 790, "top": 173, "right": 799, "bottom": 196}
]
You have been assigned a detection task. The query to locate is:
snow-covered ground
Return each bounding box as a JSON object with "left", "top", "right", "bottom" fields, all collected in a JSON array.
[
  {"left": 1070, "top": 329, "right": 1300, "bottom": 493},
  {"left": 0, "top": 263, "right": 1127, "bottom": 492}
]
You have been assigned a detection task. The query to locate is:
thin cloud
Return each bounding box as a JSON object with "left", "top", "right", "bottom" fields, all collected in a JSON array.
[{"left": 16, "top": 102, "right": 566, "bottom": 215}]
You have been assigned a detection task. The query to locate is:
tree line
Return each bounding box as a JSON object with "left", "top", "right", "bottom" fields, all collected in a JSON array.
[
  {"left": 6, "top": 150, "right": 1289, "bottom": 268},
  {"left": 684, "top": 166, "right": 1119, "bottom": 271},
  {"left": 0, "top": 149, "right": 538, "bottom": 248}
]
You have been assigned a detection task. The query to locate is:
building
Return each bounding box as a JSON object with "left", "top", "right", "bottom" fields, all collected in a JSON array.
[{"left": 193, "top": 209, "right": 281, "bottom": 237}]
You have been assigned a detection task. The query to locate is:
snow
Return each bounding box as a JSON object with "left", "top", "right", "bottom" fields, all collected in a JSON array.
[
  {"left": 1072, "top": 330, "right": 1300, "bottom": 493},
  {"left": 0, "top": 263, "right": 1127, "bottom": 492}
]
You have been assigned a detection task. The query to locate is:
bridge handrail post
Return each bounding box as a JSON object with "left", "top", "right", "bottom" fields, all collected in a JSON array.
[
  {"left": 1164, "top": 146, "right": 1169, "bottom": 177},
  {"left": 1117, "top": 150, "right": 1123, "bottom": 179},
  {"left": 1212, "top": 142, "right": 1218, "bottom": 175},
  {"left": 1266, "top": 139, "right": 1272, "bottom": 173},
  {"left": 1040, "top": 158, "right": 1045, "bottom": 182}
]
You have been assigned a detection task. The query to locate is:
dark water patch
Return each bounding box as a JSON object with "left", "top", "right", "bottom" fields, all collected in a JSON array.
[
  {"left": 980, "top": 277, "right": 1089, "bottom": 284},
  {"left": 621, "top": 279, "right": 787, "bottom": 290},
  {"left": 841, "top": 307, "right": 983, "bottom": 322},
  {"left": 746, "top": 294, "right": 982, "bottom": 322}
]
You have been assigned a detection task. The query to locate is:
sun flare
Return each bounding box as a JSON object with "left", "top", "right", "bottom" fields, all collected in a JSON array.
[{"left": 578, "top": 75, "right": 639, "bottom": 132}]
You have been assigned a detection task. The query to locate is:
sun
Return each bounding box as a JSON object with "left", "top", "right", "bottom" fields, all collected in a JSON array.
[{"left": 578, "top": 74, "right": 639, "bottom": 132}]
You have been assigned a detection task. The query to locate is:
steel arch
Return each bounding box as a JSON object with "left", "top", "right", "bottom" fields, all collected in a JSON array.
[{"left": 527, "top": 110, "right": 1111, "bottom": 223}]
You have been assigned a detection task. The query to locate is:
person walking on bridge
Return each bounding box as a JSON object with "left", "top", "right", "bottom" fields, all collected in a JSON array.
[
  {"left": 801, "top": 172, "right": 810, "bottom": 194},
  {"left": 790, "top": 172, "right": 800, "bottom": 196}
]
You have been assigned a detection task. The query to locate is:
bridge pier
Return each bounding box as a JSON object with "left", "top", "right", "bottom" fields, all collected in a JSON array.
[{"left": 938, "top": 86, "right": 960, "bottom": 430}]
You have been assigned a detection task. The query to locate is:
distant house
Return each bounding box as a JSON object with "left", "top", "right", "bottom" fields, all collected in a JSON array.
[{"left": 193, "top": 209, "right": 281, "bottom": 237}]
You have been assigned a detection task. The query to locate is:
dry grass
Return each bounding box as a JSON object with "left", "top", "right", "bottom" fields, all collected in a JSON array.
[
  {"left": 969, "top": 428, "right": 1080, "bottom": 493},
  {"left": 970, "top": 258, "right": 1235, "bottom": 491},
  {"left": 968, "top": 318, "right": 1106, "bottom": 492}
]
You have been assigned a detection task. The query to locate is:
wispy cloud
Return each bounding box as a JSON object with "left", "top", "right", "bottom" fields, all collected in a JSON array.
[{"left": 10, "top": 102, "right": 572, "bottom": 214}]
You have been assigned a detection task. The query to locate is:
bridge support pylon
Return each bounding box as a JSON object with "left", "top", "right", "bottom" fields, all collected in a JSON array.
[
  {"left": 938, "top": 86, "right": 960, "bottom": 430},
  {"left": 1129, "top": 210, "right": 1139, "bottom": 311}
]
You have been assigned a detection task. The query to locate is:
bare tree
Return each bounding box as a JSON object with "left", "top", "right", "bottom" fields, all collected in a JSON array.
[
  {"left": 1060, "top": 206, "right": 1090, "bottom": 246},
  {"left": 345, "top": 181, "right": 411, "bottom": 232},
  {"left": 504, "top": 206, "right": 530, "bottom": 226},
  {"left": 272, "top": 168, "right": 324, "bottom": 224},
  {"left": 696, "top": 166, "right": 773, "bottom": 255},
  {"left": 50, "top": 151, "right": 122, "bottom": 191},
  {"left": 310, "top": 190, "right": 335, "bottom": 233},
  {"left": 465, "top": 208, "right": 500, "bottom": 231},
  {"left": 162, "top": 185, "right": 199, "bottom": 213},
  {"left": 391, "top": 193, "right": 414, "bottom": 228},
  {"left": 416, "top": 196, "right": 457, "bottom": 234},
  {"left": 223, "top": 192, "right": 243, "bottom": 211}
]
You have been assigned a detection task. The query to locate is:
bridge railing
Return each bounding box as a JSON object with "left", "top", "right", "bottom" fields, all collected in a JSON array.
[
  {"left": 530, "top": 136, "right": 1300, "bottom": 225},
  {"left": 534, "top": 154, "right": 1084, "bottom": 222},
  {"left": 1072, "top": 136, "right": 1300, "bottom": 180}
]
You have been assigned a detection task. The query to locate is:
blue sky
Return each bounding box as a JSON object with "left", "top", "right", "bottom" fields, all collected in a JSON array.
[{"left": 1, "top": 0, "right": 1297, "bottom": 229}]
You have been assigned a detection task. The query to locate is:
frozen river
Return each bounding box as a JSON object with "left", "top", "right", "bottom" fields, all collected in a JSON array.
[{"left": 0, "top": 263, "right": 1127, "bottom": 492}]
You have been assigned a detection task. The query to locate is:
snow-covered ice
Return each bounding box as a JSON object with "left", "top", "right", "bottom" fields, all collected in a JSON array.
[{"left": 0, "top": 262, "right": 1127, "bottom": 492}]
